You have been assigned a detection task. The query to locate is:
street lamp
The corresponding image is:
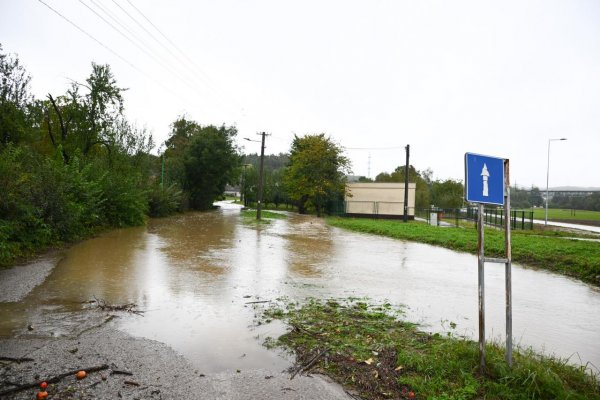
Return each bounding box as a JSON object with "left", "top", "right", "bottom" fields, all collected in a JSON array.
[{"left": 545, "top": 138, "right": 567, "bottom": 225}]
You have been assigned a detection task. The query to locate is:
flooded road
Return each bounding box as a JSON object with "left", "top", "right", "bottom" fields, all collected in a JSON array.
[{"left": 1, "top": 202, "right": 599, "bottom": 373}]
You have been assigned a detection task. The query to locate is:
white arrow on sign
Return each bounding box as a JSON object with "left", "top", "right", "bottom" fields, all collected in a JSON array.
[{"left": 481, "top": 163, "right": 489, "bottom": 197}]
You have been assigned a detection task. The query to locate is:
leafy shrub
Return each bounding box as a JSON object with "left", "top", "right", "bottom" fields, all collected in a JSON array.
[{"left": 148, "top": 183, "right": 183, "bottom": 217}]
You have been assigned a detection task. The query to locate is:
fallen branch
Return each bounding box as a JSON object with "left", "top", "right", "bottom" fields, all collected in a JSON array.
[
  {"left": 93, "top": 296, "right": 144, "bottom": 315},
  {"left": 0, "top": 356, "right": 34, "bottom": 363},
  {"left": 290, "top": 348, "right": 328, "bottom": 380},
  {"left": 124, "top": 380, "right": 140, "bottom": 386},
  {"left": 0, "top": 364, "right": 109, "bottom": 396},
  {"left": 245, "top": 300, "right": 270, "bottom": 304}
]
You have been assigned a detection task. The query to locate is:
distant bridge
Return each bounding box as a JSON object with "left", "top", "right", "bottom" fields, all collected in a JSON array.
[{"left": 544, "top": 189, "right": 600, "bottom": 197}]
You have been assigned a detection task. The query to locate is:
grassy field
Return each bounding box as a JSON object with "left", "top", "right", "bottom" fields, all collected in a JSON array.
[
  {"left": 263, "top": 298, "right": 599, "bottom": 400},
  {"left": 327, "top": 217, "right": 600, "bottom": 286},
  {"left": 532, "top": 208, "right": 600, "bottom": 222}
]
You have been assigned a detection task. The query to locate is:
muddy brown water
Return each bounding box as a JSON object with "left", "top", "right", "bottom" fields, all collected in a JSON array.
[{"left": 1, "top": 202, "right": 599, "bottom": 373}]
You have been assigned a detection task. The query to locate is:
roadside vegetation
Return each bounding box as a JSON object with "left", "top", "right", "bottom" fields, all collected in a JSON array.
[
  {"left": 327, "top": 218, "right": 600, "bottom": 286},
  {"left": 0, "top": 45, "right": 239, "bottom": 268},
  {"left": 262, "top": 298, "right": 600, "bottom": 400}
]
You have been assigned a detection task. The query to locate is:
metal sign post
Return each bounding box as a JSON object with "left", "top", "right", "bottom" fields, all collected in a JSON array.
[
  {"left": 477, "top": 202, "right": 485, "bottom": 372},
  {"left": 465, "top": 153, "right": 513, "bottom": 374},
  {"left": 504, "top": 159, "right": 513, "bottom": 367}
]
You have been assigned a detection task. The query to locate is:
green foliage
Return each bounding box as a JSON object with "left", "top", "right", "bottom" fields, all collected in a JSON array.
[
  {"left": 240, "top": 154, "right": 291, "bottom": 209},
  {"left": 511, "top": 186, "right": 544, "bottom": 209},
  {"left": 240, "top": 209, "right": 287, "bottom": 222},
  {"left": 161, "top": 117, "right": 241, "bottom": 211},
  {"left": 552, "top": 192, "right": 600, "bottom": 212},
  {"left": 0, "top": 43, "right": 33, "bottom": 145},
  {"left": 182, "top": 124, "right": 240, "bottom": 210},
  {"left": 94, "top": 164, "right": 148, "bottom": 227},
  {"left": 0, "top": 48, "right": 176, "bottom": 267},
  {"left": 148, "top": 183, "right": 183, "bottom": 217},
  {"left": 284, "top": 134, "right": 350, "bottom": 216},
  {"left": 431, "top": 179, "right": 464, "bottom": 209},
  {"left": 0, "top": 145, "right": 106, "bottom": 265},
  {"left": 375, "top": 167, "right": 466, "bottom": 209},
  {"left": 327, "top": 217, "right": 600, "bottom": 286},
  {"left": 263, "top": 298, "right": 600, "bottom": 400}
]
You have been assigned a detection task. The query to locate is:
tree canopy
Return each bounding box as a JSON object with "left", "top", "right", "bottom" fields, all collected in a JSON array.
[
  {"left": 284, "top": 134, "right": 350, "bottom": 216},
  {"left": 162, "top": 117, "right": 240, "bottom": 210}
]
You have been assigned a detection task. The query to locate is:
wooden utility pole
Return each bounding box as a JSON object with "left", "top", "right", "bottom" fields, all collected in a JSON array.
[
  {"left": 403, "top": 144, "right": 410, "bottom": 222},
  {"left": 256, "top": 132, "right": 267, "bottom": 220}
]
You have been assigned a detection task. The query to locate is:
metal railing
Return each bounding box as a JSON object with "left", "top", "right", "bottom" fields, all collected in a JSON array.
[{"left": 417, "top": 207, "right": 534, "bottom": 230}]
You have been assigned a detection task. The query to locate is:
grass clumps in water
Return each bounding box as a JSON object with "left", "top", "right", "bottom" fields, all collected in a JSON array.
[
  {"left": 262, "top": 298, "right": 600, "bottom": 400},
  {"left": 240, "top": 209, "right": 287, "bottom": 223}
]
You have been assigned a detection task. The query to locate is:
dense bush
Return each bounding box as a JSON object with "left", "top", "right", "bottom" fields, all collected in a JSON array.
[{"left": 148, "top": 183, "right": 183, "bottom": 217}]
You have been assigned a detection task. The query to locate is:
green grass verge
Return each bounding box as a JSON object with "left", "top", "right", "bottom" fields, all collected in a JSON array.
[
  {"left": 263, "top": 298, "right": 599, "bottom": 400},
  {"left": 326, "top": 218, "right": 600, "bottom": 286},
  {"left": 240, "top": 209, "right": 287, "bottom": 223},
  {"left": 532, "top": 208, "right": 600, "bottom": 222}
]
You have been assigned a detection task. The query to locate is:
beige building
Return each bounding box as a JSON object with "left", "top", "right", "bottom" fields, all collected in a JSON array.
[{"left": 345, "top": 182, "right": 416, "bottom": 219}]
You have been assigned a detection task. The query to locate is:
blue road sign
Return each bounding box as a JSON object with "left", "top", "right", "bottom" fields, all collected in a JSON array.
[{"left": 465, "top": 153, "right": 505, "bottom": 205}]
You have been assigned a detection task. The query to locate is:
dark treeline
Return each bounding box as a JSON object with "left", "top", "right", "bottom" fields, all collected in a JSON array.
[
  {"left": 512, "top": 186, "right": 600, "bottom": 211},
  {"left": 550, "top": 192, "right": 600, "bottom": 211},
  {"left": 0, "top": 46, "right": 239, "bottom": 267}
]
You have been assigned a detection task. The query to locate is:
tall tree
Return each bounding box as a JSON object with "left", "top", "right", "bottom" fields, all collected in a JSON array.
[
  {"left": 183, "top": 124, "right": 240, "bottom": 210},
  {"left": 163, "top": 116, "right": 198, "bottom": 188},
  {"left": 0, "top": 44, "right": 32, "bottom": 145},
  {"left": 284, "top": 134, "right": 350, "bottom": 216}
]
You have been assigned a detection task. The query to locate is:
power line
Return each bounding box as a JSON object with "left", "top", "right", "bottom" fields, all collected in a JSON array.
[
  {"left": 123, "top": 0, "right": 246, "bottom": 116},
  {"left": 78, "top": 0, "right": 202, "bottom": 94},
  {"left": 36, "top": 0, "right": 139, "bottom": 72},
  {"left": 35, "top": 0, "right": 194, "bottom": 105},
  {"left": 345, "top": 146, "right": 407, "bottom": 151},
  {"left": 109, "top": 0, "right": 224, "bottom": 107},
  {"left": 89, "top": 0, "right": 145, "bottom": 47}
]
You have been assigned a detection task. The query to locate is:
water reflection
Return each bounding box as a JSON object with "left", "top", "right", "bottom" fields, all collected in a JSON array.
[{"left": 1, "top": 202, "right": 599, "bottom": 373}]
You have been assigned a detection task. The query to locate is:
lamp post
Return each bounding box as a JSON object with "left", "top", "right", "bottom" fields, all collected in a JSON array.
[{"left": 545, "top": 138, "right": 567, "bottom": 225}]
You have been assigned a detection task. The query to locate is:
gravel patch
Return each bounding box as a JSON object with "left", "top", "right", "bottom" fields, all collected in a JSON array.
[
  {"left": 0, "top": 327, "right": 351, "bottom": 399},
  {"left": 0, "top": 252, "right": 61, "bottom": 302}
]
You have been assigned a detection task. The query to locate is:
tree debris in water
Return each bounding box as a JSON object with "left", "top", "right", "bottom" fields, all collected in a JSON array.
[{"left": 92, "top": 296, "right": 144, "bottom": 316}]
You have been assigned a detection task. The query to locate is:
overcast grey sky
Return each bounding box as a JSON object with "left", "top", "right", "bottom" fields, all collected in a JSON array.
[{"left": 1, "top": 0, "right": 599, "bottom": 188}]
